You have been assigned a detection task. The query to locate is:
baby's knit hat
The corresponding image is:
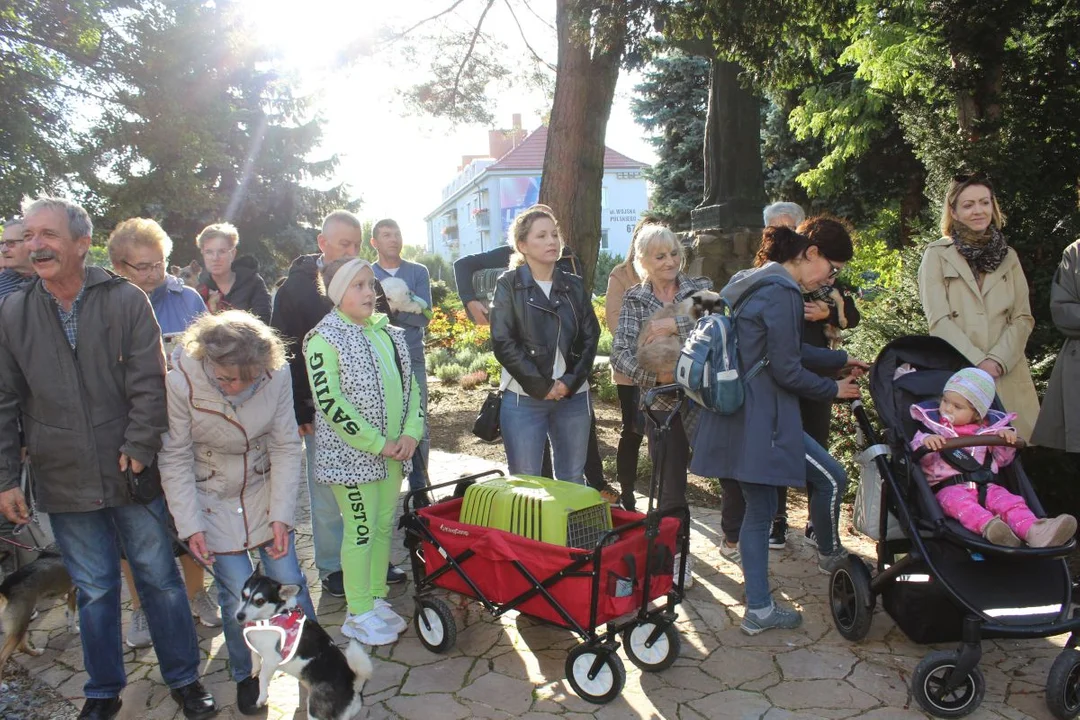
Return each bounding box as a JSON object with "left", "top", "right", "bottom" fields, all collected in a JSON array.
[{"left": 943, "top": 367, "right": 997, "bottom": 419}]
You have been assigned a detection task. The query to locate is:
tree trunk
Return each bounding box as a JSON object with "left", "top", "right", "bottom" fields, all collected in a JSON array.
[{"left": 538, "top": 0, "right": 626, "bottom": 294}]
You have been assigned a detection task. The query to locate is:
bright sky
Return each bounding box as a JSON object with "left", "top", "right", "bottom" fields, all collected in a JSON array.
[{"left": 244, "top": 0, "right": 657, "bottom": 249}]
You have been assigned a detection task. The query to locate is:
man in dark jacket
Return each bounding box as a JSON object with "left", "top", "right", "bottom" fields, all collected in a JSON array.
[
  {"left": 270, "top": 210, "right": 402, "bottom": 596},
  {"left": 0, "top": 197, "right": 216, "bottom": 720}
]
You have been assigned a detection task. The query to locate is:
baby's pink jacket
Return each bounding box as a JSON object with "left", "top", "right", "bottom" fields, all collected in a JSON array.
[{"left": 909, "top": 401, "right": 1018, "bottom": 485}]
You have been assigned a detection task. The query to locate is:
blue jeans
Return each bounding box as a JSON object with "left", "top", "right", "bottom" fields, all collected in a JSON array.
[
  {"left": 501, "top": 390, "right": 591, "bottom": 483},
  {"left": 50, "top": 497, "right": 201, "bottom": 698},
  {"left": 305, "top": 434, "right": 343, "bottom": 579},
  {"left": 804, "top": 433, "right": 848, "bottom": 555},
  {"left": 738, "top": 482, "right": 779, "bottom": 610},
  {"left": 212, "top": 533, "right": 317, "bottom": 682},
  {"left": 407, "top": 360, "right": 430, "bottom": 498}
]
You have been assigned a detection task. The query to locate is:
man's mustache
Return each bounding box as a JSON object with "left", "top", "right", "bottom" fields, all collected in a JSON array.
[{"left": 29, "top": 250, "right": 56, "bottom": 262}]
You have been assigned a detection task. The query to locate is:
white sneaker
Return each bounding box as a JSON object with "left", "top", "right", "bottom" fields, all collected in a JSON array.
[
  {"left": 341, "top": 610, "right": 398, "bottom": 646},
  {"left": 126, "top": 608, "right": 152, "bottom": 648},
  {"left": 373, "top": 598, "right": 407, "bottom": 634},
  {"left": 191, "top": 589, "right": 223, "bottom": 627}
]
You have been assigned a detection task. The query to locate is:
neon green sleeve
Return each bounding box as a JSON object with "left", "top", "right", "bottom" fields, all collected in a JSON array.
[
  {"left": 403, "top": 372, "right": 423, "bottom": 441},
  {"left": 305, "top": 333, "right": 386, "bottom": 455}
]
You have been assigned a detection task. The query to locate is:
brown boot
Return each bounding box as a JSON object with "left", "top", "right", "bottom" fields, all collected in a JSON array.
[
  {"left": 1025, "top": 515, "right": 1078, "bottom": 548},
  {"left": 982, "top": 517, "right": 1022, "bottom": 547}
]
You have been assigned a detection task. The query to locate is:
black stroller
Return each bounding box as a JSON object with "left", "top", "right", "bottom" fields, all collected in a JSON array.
[{"left": 829, "top": 336, "right": 1080, "bottom": 719}]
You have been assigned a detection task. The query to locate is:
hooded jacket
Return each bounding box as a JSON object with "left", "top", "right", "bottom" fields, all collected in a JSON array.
[
  {"left": 198, "top": 254, "right": 272, "bottom": 324},
  {"left": 0, "top": 268, "right": 167, "bottom": 512},
  {"left": 689, "top": 263, "right": 847, "bottom": 487}
]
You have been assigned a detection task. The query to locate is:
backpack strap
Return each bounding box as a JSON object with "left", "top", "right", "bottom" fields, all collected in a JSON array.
[{"left": 727, "top": 281, "right": 773, "bottom": 380}]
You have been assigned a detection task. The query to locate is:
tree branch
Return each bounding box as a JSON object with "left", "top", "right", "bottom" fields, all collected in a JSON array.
[
  {"left": 449, "top": 0, "right": 497, "bottom": 116},
  {"left": 384, "top": 0, "right": 472, "bottom": 43},
  {"left": 502, "top": 0, "right": 556, "bottom": 72},
  {"left": 517, "top": 0, "right": 555, "bottom": 32}
]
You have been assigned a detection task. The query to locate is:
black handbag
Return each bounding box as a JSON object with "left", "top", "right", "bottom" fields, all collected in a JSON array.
[
  {"left": 472, "top": 390, "right": 503, "bottom": 442},
  {"left": 126, "top": 461, "right": 163, "bottom": 505}
]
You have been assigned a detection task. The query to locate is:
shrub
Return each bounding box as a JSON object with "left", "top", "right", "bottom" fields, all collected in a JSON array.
[
  {"left": 597, "top": 329, "right": 613, "bottom": 356},
  {"left": 593, "top": 294, "right": 609, "bottom": 334},
  {"left": 454, "top": 347, "right": 479, "bottom": 370},
  {"left": 435, "top": 363, "right": 466, "bottom": 384},
  {"left": 459, "top": 370, "right": 488, "bottom": 390},
  {"left": 468, "top": 352, "right": 493, "bottom": 374},
  {"left": 486, "top": 353, "right": 501, "bottom": 386},
  {"left": 426, "top": 347, "right": 451, "bottom": 371},
  {"left": 590, "top": 361, "right": 618, "bottom": 403}
]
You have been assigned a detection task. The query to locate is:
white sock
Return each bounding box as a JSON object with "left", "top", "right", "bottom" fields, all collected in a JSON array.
[{"left": 748, "top": 601, "right": 774, "bottom": 620}]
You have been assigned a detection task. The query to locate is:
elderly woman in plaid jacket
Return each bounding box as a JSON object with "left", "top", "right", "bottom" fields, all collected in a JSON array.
[{"left": 610, "top": 223, "right": 711, "bottom": 513}]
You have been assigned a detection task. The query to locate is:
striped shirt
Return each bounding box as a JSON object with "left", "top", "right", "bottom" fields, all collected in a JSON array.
[{"left": 0, "top": 269, "right": 32, "bottom": 300}]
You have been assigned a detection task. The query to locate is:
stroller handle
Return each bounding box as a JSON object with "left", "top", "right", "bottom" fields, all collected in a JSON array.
[
  {"left": 911, "top": 434, "right": 1026, "bottom": 462},
  {"left": 643, "top": 384, "right": 684, "bottom": 428}
]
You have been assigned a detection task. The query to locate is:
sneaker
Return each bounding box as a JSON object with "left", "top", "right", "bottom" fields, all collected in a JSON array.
[
  {"left": 125, "top": 608, "right": 151, "bottom": 649},
  {"left": 386, "top": 564, "right": 407, "bottom": 585},
  {"left": 341, "top": 610, "right": 399, "bottom": 646},
  {"left": 1025, "top": 515, "right": 1078, "bottom": 548},
  {"left": 373, "top": 597, "right": 407, "bottom": 634},
  {"left": 321, "top": 571, "right": 346, "bottom": 598},
  {"left": 802, "top": 523, "right": 817, "bottom": 547},
  {"left": 769, "top": 518, "right": 788, "bottom": 550},
  {"left": 598, "top": 483, "right": 621, "bottom": 505},
  {"left": 983, "top": 517, "right": 1023, "bottom": 547},
  {"left": 673, "top": 553, "right": 694, "bottom": 589},
  {"left": 817, "top": 549, "right": 851, "bottom": 575},
  {"left": 740, "top": 601, "right": 803, "bottom": 636},
  {"left": 619, "top": 488, "right": 637, "bottom": 513},
  {"left": 190, "top": 589, "right": 222, "bottom": 628},
  {"left": 719, "top": 539, "right": 741, "bottom": 566},
  {"left": 235, "top": 676, "right": 261, "bottom": 716}
]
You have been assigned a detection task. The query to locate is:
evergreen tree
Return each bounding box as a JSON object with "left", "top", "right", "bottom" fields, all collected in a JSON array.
[{"left": 630, "top": 52, "right": 708, "bottom": 230}]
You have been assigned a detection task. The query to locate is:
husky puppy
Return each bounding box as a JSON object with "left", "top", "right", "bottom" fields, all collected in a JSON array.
[
  {"left": 636, "top": 289, "right": 721, "bottom": 374},
  {"left": 236, "top": 571, "right": 372, "bottom": 720},
  {"left": 0, "top": 551, "right": 76, "bottom": 678}
]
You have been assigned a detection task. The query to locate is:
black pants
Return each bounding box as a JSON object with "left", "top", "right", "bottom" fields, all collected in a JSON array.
[
  {"left": 647, "top": 411, "right": 689, "bottom": 513},
  {"left": 616, "top": 385, "right": 645, "bottom": 497},
  {"left": 776, "top": 397, "right": 833, "bottom": 519},
  {"left": 541, "top": 407, "right": 605, "bottom": 489},
  {"left": 720, "top": 478, "right": 745, "bottom": 544}
]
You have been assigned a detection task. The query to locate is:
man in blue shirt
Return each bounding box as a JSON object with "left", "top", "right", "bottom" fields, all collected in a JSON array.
[
  {"left": 371, "top": 219, "right": 432, "bottom": 504},
  {"left": 0, "top": 218, "right": 34, "bottom": 300}
]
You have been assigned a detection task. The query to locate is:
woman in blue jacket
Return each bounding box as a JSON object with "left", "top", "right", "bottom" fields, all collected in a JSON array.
[{"left": 691, "top": 225, "right": 865, "bottom": 635}]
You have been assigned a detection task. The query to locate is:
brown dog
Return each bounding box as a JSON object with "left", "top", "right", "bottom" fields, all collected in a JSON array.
[
  {"left": 169, "top": 260, "right": 202, "bottom": 288},
  {"left": 636, "top": 290, "right": 721, "bottom": 374},
  {"left": 0, "top": 551, "right": 76, "bottom": 678}
]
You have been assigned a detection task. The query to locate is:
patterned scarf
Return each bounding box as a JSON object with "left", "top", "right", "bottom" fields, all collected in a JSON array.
[{"left": 951, "top": 224, "right": 1009, "bottom": 275}]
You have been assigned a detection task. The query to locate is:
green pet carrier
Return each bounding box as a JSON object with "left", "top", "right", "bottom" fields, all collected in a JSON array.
[{"left": 459, "top": 475, "right": 613, "bottom": 549}]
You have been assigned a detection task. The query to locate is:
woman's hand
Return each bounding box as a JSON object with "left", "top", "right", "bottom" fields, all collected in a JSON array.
[
  {"left": 835, "top": 376, "right": 861, "bottom": 400},
  {"left": 641, "top": 317, "right": 678, "bottom": 346},
  {"left": 466, "top": 300, "right": 489, "bottom": 326},
  {"left": 922, "top": 435, "right": 947, "bottom": 452},
  {"left": 187, "top": 532, "right": 214, "bottom": 565},
  {"left": 804, "top": 300, "right": 830, "bottom": 322},
  {"left": 841, "top": 357, "right": 871, "bottom": 379},
  {"left": 267, "top": 521, "right": 289, "bottom": 560},
  {"left": 380, "top": 438, "right": 402, "bottom": 458},
  {"left": 977, "top": 359, "right": 1003, "bottom": 378},
  {"left": 544, "top": 380, "right": 570, "bottom": 401},
  {"left": 394, "top": 435, "right": 419, "bottom": 461}
]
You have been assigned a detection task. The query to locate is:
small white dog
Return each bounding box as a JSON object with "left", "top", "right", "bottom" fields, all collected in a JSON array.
[{"left": 380, "top": 277, "right": 427, "bottom": 314}]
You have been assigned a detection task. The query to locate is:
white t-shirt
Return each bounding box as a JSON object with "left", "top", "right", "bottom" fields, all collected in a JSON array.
[{"left": 503, "top": 279, "right": 588, "bottom": 396}]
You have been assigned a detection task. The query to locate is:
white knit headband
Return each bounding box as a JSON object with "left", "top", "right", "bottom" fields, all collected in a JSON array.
[{"left": 326, "top": 258, "right": 372, "bottom": 307}]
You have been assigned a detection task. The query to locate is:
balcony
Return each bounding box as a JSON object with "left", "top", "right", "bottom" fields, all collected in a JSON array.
[
  {"left": 472, "top": 207, "right": 490, "bottom": 230},
  {"left": 442, "top": 225, "right": 459, "bottom": 240}
]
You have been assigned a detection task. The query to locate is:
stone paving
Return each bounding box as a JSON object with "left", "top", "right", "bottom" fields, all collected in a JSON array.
[{"left": 11, "top": 449, "right": 1074, "bottom": 719}]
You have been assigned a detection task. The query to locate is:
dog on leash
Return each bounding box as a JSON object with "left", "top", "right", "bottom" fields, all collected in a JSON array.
[
  {"left": 237, "top": 571, "right": 371, "bottom": 720},
  {"left": 0, "top": 551, "right": 76, "bottom": 678},
  {"left": 636, "top": 289, "right": 722, "bottom": 374}
]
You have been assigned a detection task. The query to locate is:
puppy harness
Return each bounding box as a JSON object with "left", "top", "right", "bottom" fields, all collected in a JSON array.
[{"left": 242, "top": 609, "right": 306, "bottom": 664}]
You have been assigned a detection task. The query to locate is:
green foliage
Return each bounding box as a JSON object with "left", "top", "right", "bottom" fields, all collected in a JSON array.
[
  {"left": 631, "top": 52, "right": 709, "bottom": 230},
  {"left": 426, "top": 347, "right": 451, "bottom": 372},
  {"left": 468, "top": 352, "right": 494, "bottom": 375},
  {"left": 414, "top": 253, "right": 457, "bottom": 292},
  {"left": 435, "top": 363, "right": 466, "bottom": 385},
  {"left": 486, "top": 353, "right": 502, "bottom": 386},
  {"left": 459, "top": 370, "right": 488, "bottom": 390},
  {"left": 593, "top": 252, "right": 623, "bottom": 295},
  {"left": 597, "top": 329, "right": 613, "bottom": 357},
  {"left": 454, "top": 347, "right": 479, "bottom": 371},
  {"left": 590, "top": 362, "right": 618, "bottom": 404}
]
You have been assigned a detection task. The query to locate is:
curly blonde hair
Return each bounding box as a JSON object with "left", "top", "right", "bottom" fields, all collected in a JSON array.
[{"left": 181, "top": 310, "right": 287, "bottom": 381}]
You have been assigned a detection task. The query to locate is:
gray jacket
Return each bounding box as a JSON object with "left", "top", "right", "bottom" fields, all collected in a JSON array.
[
  {"left": 1031, "top": 239, "right": 1080, "bottom": 451},
  {"left": 689, "top": 263, "right": 846, "bottom": 486},
  {"left": 0, "top": 268, "right": 168, "bottom": 513}
]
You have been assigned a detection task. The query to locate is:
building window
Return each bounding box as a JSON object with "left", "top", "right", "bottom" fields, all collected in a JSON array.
[
  {"left": 601, "top": 186, "right": 608, "bottom": 208},
  {"left": 601, "top": 229, "right": 609, "bottom": 250}
]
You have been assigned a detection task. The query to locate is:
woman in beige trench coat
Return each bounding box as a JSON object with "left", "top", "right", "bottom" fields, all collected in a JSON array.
[
  {"left": 918, "top": 175, "right": 1040, "bottom": 439},
  {"left": 1031, "top": 239, "right": 1080, "bottom": 451}
]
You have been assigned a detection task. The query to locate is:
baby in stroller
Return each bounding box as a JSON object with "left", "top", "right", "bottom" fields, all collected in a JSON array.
[{"left": 910, "top": 367, "right": 1077, "bottom": 547}]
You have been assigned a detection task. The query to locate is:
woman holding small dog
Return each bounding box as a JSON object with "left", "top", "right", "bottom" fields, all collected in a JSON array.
[
  {"left": 610, "top": 223, "right": 711, "bottom": 513},
  {"left": 158, "top": 310, "right": 316, "bottom": 714},
  {"left": 304, "top": 257, "right": 423, "bottom": 647},
  {"left": 489, "top": 205, "right": 601, "bottom": 484}
]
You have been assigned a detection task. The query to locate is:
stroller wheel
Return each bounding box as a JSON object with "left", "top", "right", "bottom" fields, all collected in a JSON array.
[
  {"left": 829, "top": 557, "right": 875, "bottom": 642},
  {"left": 414, "top": 597, "right": 456, "bottom": 653},
  {"left": 912, "top": 650, "right": 985, "bottom": 718},
  {"left": 1046, "top": 649, "right": 1080, "bottom": 719},
  {"left": 622, "top": 620, "right": 681, "bottom": 672},
  {"left": 565, "top": 644, "right": 625, "bottom": 704}
]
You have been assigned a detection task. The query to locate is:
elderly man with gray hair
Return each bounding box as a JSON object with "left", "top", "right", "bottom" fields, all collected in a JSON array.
[
  {"left": 763, "top": 201, "right": 807, "bottom": 230},
  {"left": 0, "top": 197, "right": 216, "bottom": 720}
]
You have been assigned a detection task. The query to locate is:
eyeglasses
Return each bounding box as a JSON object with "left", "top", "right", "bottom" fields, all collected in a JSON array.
[
  {"left": 827, "top": 260, "right": 842, "bottom": 279},
  {"left": 122, "top": 260, "right": 164, "bottom": 274},
  {"left": 202, "top": 248, "right": 234, "bottom": 259},
  {"left": 1, "top": 238, "right": 25, "bottom": 249}
]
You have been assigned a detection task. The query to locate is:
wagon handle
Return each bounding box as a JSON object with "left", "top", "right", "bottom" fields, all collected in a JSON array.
[{"left": 643, "top": 384, "right": 683, "bottom": 428}]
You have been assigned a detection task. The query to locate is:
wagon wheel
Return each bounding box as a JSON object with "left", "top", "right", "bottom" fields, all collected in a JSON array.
[
  {"left": 565, "top": 644, "right": 625, "bottom": 704},
  {"left": 414, "top": 596, "right": 456, "bottom": 653},
  {"left": 621, "top": 621, "right": 680, "bottom": 672}
]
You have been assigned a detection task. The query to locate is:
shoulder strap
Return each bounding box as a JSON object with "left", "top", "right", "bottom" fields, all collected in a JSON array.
[{"left": 726, "top": 280, "right": 773, "bottom": 379}]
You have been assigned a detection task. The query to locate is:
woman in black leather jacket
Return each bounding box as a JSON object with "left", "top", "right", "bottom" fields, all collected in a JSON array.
[{"left": 489, "top": 205, "right": 601, "bottom": 484}]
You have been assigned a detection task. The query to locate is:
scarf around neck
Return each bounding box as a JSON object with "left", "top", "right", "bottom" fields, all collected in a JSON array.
[{"left": 951, "top": 224, "right": 1009, "bottom": 275}]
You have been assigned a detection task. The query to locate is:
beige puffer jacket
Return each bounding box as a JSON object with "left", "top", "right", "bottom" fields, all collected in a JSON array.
[{"left": 158, "top": 351, "right": 302, "bottom": 553}]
